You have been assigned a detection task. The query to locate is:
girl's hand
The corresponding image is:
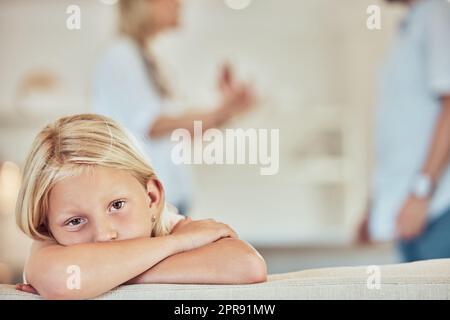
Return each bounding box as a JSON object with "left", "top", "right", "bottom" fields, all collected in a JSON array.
[
  {"left": 170, "top": 217, "right": 239, "bottom": 252},
  {"left": 15, "top": 283, "right": 38, "bottom": 295}
]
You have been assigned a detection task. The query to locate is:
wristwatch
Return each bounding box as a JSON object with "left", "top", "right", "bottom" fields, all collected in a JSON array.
[{"left": 410, "top": 173, "right": 434, "bottom": 199}]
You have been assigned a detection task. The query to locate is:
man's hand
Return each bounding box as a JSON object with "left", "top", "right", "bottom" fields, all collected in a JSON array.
[
  {"left": 396, "top": 195, "right": 429, "bottom": 240},
  {"left": 355, "top": 211, "right": 371, "bottom": 245}
]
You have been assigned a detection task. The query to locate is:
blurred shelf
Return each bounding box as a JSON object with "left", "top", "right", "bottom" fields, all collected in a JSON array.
[{"left": 195, "top": 156, "right": 360, "bottom": 185}]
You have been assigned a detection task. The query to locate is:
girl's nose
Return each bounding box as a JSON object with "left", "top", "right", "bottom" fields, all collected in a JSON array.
[{"left": 95, "top": 223, "right": 118, "bottom": 242}]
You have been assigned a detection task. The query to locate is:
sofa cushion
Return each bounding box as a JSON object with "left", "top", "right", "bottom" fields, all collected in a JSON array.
[{"left": 1, "top": 259, "right": 449, "bottom": 300}]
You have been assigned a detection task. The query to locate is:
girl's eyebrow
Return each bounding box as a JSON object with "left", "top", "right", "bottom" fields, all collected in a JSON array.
[
  {"left": 103, "top": 191, "right": 129, "bottom": 203},
  {"left": 103, "top": 186, "right": 130, "bottom": 198}
]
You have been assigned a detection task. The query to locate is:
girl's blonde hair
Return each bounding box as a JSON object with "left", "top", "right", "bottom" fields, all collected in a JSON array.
[{"left": 16, "top": 113, "right": 171, "bottom": 241}]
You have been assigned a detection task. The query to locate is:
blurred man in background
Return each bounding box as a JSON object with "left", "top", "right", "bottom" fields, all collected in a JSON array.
[{"left": 358, "top": 0, "right": 450, "bottom": 262}]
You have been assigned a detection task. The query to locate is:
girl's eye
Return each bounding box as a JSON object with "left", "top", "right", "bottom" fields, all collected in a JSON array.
[
  {"left": 110, "top": 200, "right": 126, "bottom": 212},
  {"left": 66, "top": 217, "right": 86, "bottom": 227}
]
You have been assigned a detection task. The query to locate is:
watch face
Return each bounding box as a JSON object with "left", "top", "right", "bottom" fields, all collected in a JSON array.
[{"left": 412, "top": 174, "right": 432, "bottom": 198}]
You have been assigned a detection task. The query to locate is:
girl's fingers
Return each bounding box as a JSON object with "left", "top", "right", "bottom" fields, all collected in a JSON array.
[{"left": 15, "top": 283, "right": 38, "bottom": 294}]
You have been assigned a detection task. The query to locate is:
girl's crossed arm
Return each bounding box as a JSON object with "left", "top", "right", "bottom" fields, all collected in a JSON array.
[
  {"left": 128, "top": 217, "right": 267, "bottom": 285},
  {"left": 24, "top": 219, "right": 236, "bottom": 299}
]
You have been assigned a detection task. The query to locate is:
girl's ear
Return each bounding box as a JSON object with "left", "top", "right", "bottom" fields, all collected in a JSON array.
[{"left": 146, "top": 178, "right": 165, "bottom": 211}]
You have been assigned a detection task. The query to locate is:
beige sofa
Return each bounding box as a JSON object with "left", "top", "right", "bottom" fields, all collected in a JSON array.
[{"left": 0, "top": 258, "right": 449, "bottom": 299}]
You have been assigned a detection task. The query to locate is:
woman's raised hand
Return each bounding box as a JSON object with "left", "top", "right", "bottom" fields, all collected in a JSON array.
[
  {"left": 218, "top": 63, "right": 256, "bottom": 119},
  {"left": 170, "top": 217, "right": 239, "bottom": 252}
]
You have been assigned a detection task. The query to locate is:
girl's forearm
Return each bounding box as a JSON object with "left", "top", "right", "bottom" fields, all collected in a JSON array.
[
  {"left": 27, "top": 235, "right": 180, "bottom": 299},
  {"left": 128, "top": 238, "right": 267, "bottom": 285}
]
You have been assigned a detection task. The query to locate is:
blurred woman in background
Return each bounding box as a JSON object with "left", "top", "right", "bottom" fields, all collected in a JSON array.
[
  {"left": 358, "top": 0, "right": 450, "bottom": 261},
  {"left": 92, "top": 0, "right": 255, "bottom": 215}
]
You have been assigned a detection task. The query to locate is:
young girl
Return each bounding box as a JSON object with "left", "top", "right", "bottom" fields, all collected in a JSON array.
[{"left": 14, "top": 114, "right": 267, "bottom": 299}]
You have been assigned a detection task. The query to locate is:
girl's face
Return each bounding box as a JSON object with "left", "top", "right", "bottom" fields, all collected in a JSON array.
[{"left": 47, "top": 166, "right": 161, "bottom": 246}]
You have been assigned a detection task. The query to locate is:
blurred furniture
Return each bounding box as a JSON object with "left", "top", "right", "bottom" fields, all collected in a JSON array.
[
  {"left": 1, "top": 259, "right": 449, "bottom": 299},
  {"left": 14, "top": 70, "right": 60, "bottom": 115}
]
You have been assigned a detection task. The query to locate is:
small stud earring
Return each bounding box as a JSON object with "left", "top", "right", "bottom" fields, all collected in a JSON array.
[{"left": 151, "top": 215, "right": 156, "bottom": 223}]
